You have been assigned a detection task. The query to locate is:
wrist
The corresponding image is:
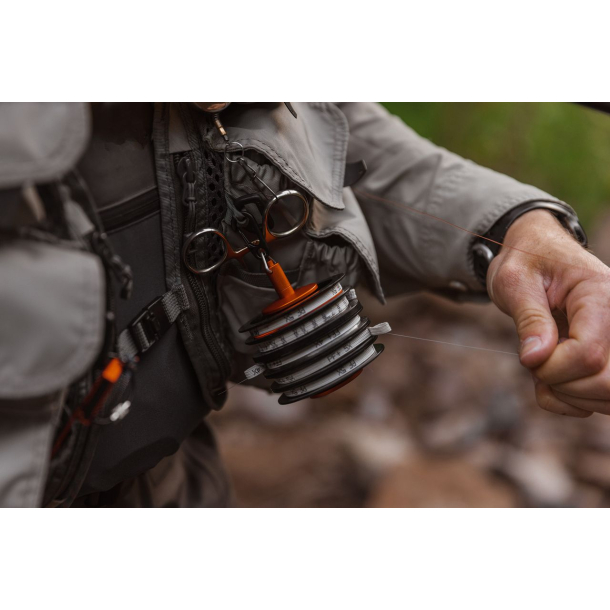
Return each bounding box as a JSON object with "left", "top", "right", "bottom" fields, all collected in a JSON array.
[
  {"left": 503, "top": 209, "right": 564, "bottom": 248},
  {"left": 473, "top": 201, "right": 587, "bottom": 290}
]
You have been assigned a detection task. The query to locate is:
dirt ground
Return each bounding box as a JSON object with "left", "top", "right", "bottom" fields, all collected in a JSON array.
[{"left": 209, "top": 216, "right": 610, "bottom": 508}]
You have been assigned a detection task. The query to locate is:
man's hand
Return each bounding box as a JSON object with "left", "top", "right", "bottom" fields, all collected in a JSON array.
[{"left": 488, "top": 209, "right": 610, "bottom": 418}]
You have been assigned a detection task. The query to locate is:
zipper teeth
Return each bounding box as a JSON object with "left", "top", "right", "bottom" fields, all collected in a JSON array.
[
  {"left": 187, "top": 271, "right": 230, "bottom": 382},
  {"left": 179, "top": 153, "right": 231, "bottom": 385}
]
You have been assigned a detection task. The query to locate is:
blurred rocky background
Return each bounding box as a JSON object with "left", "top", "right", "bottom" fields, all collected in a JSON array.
[{"left": 209, "top": 103, "right": 610, "bottom": 507}]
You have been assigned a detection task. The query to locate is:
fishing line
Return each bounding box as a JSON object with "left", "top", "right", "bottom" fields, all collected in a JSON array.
[
  {"left": 225, "top": 333, "right": 517, "bottom": 400},
  {"left": 217, "top": 377, "right": 249, "bottom": 396},
  {"left": 386, "top": 333, "right": 519, "bottom": 356}
]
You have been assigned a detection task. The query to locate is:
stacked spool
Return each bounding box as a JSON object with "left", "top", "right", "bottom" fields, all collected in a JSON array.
[{"left": 239, "top": 272, "right": 389, "bottom": 404}]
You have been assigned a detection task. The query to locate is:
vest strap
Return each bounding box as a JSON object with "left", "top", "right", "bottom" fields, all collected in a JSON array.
[{"left": 118, "top": 286, "right": 189, "bottom": 360}]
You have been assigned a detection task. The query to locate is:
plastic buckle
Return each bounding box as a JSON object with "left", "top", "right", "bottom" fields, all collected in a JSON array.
[{"left": 129, "top": 296, "right": 171, "bottom": 353}]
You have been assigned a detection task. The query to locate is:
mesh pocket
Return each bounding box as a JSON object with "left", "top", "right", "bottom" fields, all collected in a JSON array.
[{"left": 202, "top": 148, "right": 226, "bottom": 268}]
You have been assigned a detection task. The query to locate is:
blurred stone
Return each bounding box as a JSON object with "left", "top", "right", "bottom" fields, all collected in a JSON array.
[
  {"left": 213, "top": 287, "right": 610, "bottom": 508},
  {"left": 356, "top": 387, "right": 394, "bottom": 421},
  {"left": 464, "top": 440, "right": 505, "bottom": 471},
  {"left": 572, "top": 483, "right": 608, "bottom": 509},
  {"left": 498, "top": 449, "right": 574, "bottom": 507},
  {"left": 330, "top": 417, "right": 414, "bottom": 478},
  {"left": 486, "top": 389, "right": 524, "bottom": 435},
  {"left": 223, "top": 384, "right": 310, "bottom": 425},
  {"left": 581, "top": 415, "right": 610, "bottom": 453},
  {"left": 367, "top": 458, "right": 517, "bottom": 508},
  {"left": 217, "top": 422, "right": 370, "bottom": 508},
  {"left": 420, "top": 408, "right": 487, "bottom": 453},
  {"left": 575, "top": 451, "right": 610, "bottom": 488}
]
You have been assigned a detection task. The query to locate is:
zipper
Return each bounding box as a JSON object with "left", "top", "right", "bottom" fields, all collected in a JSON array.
[
  {"left": 176, "top": 154, "right": 231, "bottom": 388},
  {"left": 98, "top": 187, "right": 159, "bottom": 233}
]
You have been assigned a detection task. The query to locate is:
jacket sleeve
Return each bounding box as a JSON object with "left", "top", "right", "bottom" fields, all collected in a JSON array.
[{"left": 336, "top": 102, "right": 569, "bottom": 299}]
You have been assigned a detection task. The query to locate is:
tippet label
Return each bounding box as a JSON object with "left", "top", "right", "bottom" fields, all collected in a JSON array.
[
  {"left": 251, "top": 284, "right": 343, "bottom": 337},
  {"left": 258, "top": 296, "right": 349, "bottom": 353},
  {"left": 266, "top": 318, "right": 361, "bottom": 370},
  {"left": 283, "top": 346, "right": 376, "bottom": 398}
]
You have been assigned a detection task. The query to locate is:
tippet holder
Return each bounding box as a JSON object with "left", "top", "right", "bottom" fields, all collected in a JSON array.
[{"left": 239, "top": 267, "right": 390, "bottom": 404}]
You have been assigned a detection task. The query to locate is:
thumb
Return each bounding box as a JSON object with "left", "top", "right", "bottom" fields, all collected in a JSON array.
[{"left": 489, "top": 264, "right": 558, "bottom": 369}]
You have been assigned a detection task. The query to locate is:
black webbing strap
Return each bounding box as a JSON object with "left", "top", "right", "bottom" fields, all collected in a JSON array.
[
  {"left": 343, "top": 160, "right": 368, "bottom": 188},
  {"left": 118, "top": 285, "right": 189, "bottom": 360}
]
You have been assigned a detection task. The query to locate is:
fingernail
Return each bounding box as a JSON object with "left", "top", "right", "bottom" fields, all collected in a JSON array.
[{"left": 521, "top": 336, "right": 542, "bottom": 358}]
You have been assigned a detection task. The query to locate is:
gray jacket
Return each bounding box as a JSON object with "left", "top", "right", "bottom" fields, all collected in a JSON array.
[{"left": 0, "top": 102, "right": 565, "bottom": 506}]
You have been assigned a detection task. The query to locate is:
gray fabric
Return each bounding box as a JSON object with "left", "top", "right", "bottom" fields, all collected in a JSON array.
[
  {"left": 0, "top": 103, "right": 90, "bottom": 189},
  {"left": 0, "top": 239, "right": 106, "bottom": 398},
  {"left": 0, "top": 392, "right": 63, "bottom": 507},
  {"left": 207, "top": 103, "right": 349, "bottom": 210},
  {"left": 117, "top": 330, "right": 139, "bottom": 362},
  {"left": 336, "top": 102, "right": 572, "bottom": 297},
  {"left": 306, "top": 188, "right": 384, "bottom": 301},
  {"left": 0, "top": 238, "right": 105, "bottom": 507}
]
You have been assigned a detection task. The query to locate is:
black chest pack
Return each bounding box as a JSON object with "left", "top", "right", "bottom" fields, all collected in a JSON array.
[{"left": 46, "top": 103, "right": 389, "bottom": 501}]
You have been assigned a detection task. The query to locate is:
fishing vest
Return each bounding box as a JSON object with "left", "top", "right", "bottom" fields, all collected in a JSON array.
[{"left": 0, "top": 102, "right": 385, "bottom": 506}]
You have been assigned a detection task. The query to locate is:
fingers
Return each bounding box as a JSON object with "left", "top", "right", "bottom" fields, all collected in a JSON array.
[
  {"left": 551, "top": 389, "right": 610, "bottom": 416},
  {"left": 551, "top": 367, "right": 610, "bottom": 401},
  {"left": 488, "top": 259, "right": 557, "bottom": 369},
  {"left": 486, "top": 213, "right": 610, "bottom": 417},
  {"left": 534, "top": 288, "right": 610, "bottom": 385},
  {"left": 535, "top": 382, "right": 592, "bottom": 418}
]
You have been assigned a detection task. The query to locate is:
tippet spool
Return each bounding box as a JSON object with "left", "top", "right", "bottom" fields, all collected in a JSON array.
[{"left": 239, "top": 264, "right": 390, "bottom": 404}]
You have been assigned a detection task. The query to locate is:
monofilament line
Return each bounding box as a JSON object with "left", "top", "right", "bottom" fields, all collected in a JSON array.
[
  {"left": 387, "top": 333, "right": 519, "bottom": 356},
  {"left": 217, "top": 377, "right": 249, "bottom": 395}
]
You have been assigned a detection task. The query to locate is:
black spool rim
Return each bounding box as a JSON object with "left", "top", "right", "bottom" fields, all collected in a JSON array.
[
  {"left": 278, "top": 344, "right": 385, "bottom": 405},
  {"left": 270, "top": 334, "right": 379, "bottom": 393},
  {"left": 239, "top": 274, "right": 345, "bottom": 335},
  {"left": 263, "top": 316, "right": 371, "bottom": 379},
  {"left": 252, "top": 299, "right": 363, "bottom": 363}
]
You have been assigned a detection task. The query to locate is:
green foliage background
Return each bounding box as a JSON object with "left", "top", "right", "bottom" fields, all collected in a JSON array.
[{"left": 382, "top": 103, "right": 610, "bottom": 231}]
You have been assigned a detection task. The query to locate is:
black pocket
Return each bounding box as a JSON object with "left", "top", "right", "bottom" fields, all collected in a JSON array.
[{"left": 81, "top": 207, "right": 211, "bottom": 495}]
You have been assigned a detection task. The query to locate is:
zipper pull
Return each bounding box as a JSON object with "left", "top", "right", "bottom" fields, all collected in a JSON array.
[
  {"left": 177, "top": 156, "right": 196, "bottom": 207},
  {"left": 177, "top": 155, "right": 197, "bottom": 234}
]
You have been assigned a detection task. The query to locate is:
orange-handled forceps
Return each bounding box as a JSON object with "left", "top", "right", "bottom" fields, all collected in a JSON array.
[
  {"left": 181, "top": 188, "right": 318, "bottom": 316},
  {"left": 181, "top": 188, "right": 309, "bottom": 276}
]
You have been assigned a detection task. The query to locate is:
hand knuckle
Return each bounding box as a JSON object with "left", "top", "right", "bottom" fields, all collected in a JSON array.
[
  {"left": 581, "top": 341, "right": 608, "bottom": 375},
  {"left": 495, "top": 261, "right": 523, "bottom": 290}
]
